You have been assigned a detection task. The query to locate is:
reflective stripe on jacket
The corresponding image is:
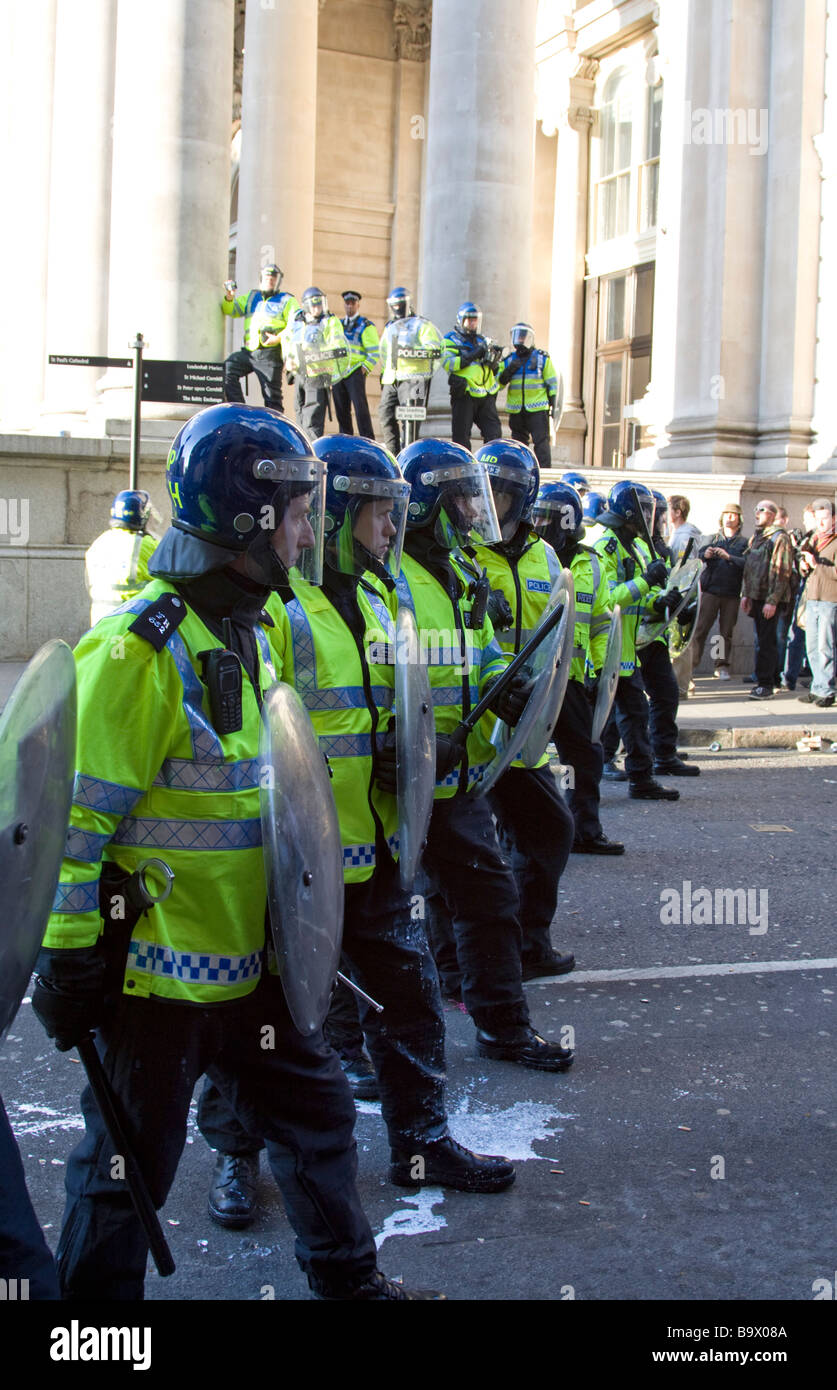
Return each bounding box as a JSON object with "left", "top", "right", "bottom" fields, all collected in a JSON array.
[{"left": 221, "top": 289, "right": 300, "bottom": 350}]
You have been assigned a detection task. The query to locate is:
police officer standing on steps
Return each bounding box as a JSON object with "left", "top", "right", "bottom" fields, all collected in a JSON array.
[
  {"left": 332, "top": 290, "right": 379, "bottom": 438},
  {"left": 285, "top": 288, "right": 350, "bottom": 440},
  {"left": 31, "top": 403, "right": 442, "bottom": 1300},
  {"left": 84, "top": 490, "right": 157, "bottom": 627},
  {"left": 497, "top": 324, "right": 560, "bottom": 469},
  {"left": 221, "top": 264, "right": 299, "bottom": 411},
  {"left": 443, "top": 302, "right": 503, "bottom": 449},
  {"left": 592, "top": 480, "right": 680, "bottom": 801}
]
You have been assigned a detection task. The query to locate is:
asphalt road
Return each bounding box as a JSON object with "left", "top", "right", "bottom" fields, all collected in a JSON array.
[{"left": 2, "top": 745, "right": 834, "bottom": 1316}]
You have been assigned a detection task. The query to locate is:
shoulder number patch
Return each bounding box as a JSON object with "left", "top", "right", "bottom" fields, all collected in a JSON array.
[{"left": 128, "top": 592, "right": 187, "bottom": 651}]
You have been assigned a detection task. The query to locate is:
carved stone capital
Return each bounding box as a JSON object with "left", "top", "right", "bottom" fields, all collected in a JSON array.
[
  {"left": 393, "top": 0, "right": 431, "bottom": 62},
  {"left": 573, "top": 56, "right": 600, "bottom": 83},
  {"left": 566, "top": 103, "right": 596, "bottom": 133}
]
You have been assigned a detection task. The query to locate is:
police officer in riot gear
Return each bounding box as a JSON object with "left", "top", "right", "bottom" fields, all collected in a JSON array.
[
  {"left": 497, "top": 325, "right": 560, "bottom": 470},
  {"left": 222, "top": 263, "right": 299, "bottom": 411},
  {"left": 287, "top": 287, "right": 351, "bottom": 440},
  {"left": 84, "top": 490, "right": 157, "bottom": 626},
  {"left": 33, "top": 403, "right": 441, "bottom": 1301},
  {"left": 442, "top": 302, "right": 503, "bottom": 449}
]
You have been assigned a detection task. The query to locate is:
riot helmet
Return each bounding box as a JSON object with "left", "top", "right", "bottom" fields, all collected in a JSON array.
[
  {"left": 456, "top": 301, "right": 482, "bottom": 337},
  {"left": 532, "top": 481, "right": 584, "bottom": 555},
  {"left": 386, "top": 286, "right": 413, "bottom": 319},
  {"left": 510, "top": 323, "right": 535, "bottom": 354},
  {"left": 260, "top": 263, "right": 283, "bottom": 288},
  {"left": 302, "top": 287, "right": 328, "bottom": 322},
  {"left": 602, "top": 479, "right": 655, "bottom": 535},
  {"left": 651, "top": 490, "right": 668, "bottom": 538},
  {"left": 314, "top": 435, "right": 410, "bottom": 585},
  {"left": 149, "top": 403, "right": 326, "bottom": 586},
  {"left": 582, "top": 490, "right": 606, "bottom": 523},
  {"left": 474, "top": 439, "right": 539, "bottom": 544},
  {"left": 561, "top": 471, "right": 590, "bottom": 497},
  {"left": 398, "top": 438, "right": 502, "bottom": 551},
  {"left": 111, "top": 490, "right": 151, "bottom": 532}
]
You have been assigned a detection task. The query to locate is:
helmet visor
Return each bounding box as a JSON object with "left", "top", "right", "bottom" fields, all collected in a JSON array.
[
  {"left": 303, "top": 292, "right": 327, "bottom": 320},
  {"left": 510, "top": 324, "right": 535, "bottom": 351},
  {"left": 532, "top": 494, "right": 580, "bottom": 547},
  {"left": 419, "top": 461, "right": 502, "bottom": 548},
  {"left": 329, "top": 475, "right": 411, "bottom": 579},
  {"left": 250, "top": 455, "right": 327, "bottom": 586},
  {"left": 484, "top": 462, "right": 532, "bottom": 542},
  {"left": 458, "top": 309, "right": 483, "bottom": 335}
]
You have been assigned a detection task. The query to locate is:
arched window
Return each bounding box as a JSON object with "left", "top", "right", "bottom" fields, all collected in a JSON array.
[{"left": 597, "top": 69, "right": 633, "bottom": 242}]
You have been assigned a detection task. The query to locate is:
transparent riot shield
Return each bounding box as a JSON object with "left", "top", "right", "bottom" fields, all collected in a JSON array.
[
  {"left": 591, "top": 606, "right": 622, "bottom": 744},
  {"left": 0, "top": 640, "right": 76, "bottom": 1041},
  {"left": 470, "top": 568, "right": 576, "bottom": 797},
  {"left": 669, "top": 583, "right": 702, "bottom": 658},
  {"left": 383, "top": 315, "right": 443, "bottom": 449},
  {"left": 259, "top": 681, "right": 344, "bottom": 1037},
  {"left": 394, "top": 607, "right": 435, "bottom": 890},
  {"left": 288, "top": 319, "right": 351, "bottom": 390},
  {"left": 636, "top": 554, "right": 702, "bottom": 649}
]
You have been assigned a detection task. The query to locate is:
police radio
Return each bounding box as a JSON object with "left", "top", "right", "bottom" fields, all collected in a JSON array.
[{"left": 199, "top": 620, "right": 243, "bottom": 734}]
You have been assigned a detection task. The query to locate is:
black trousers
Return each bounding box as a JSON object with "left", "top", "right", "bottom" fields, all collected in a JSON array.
[
  {"left": 422, "top": 791, "right": 530, "bottom": 1032},
  {"left": 378, "top": 383, "right": 401, "bottom": 456},
  {"left": 294, "top": 380, "right": 329, "bottom": 439},
  {"left": 553, "top": 678, "right": 604, "bottom": 841},
  {"left": 57, "top": 973, "right": 376, "bottom": 1300},
  {"left": 332, "top": 366, "right": 375, "bottom": 439},
  {"left": 488, "top": 765, "right": 574, "bottom": 964},
  {"left": 450, "top": 391, "right": 502, "bottom": 450},
  {"left": 0, "top": 1093, "right": 59, "bottom": 1299},
  {"left": 199, "top": 855, "right": 447, "bottom": 1157},
  {"left": 224, "top": 347, "right": 284, "bottom": 411},
  {"left": 750, "top": 600, "right": 779, "bottom": 688},
  {"left": 638, "top": 640, "right": 680, "bottom": 763},
  {"left": 612, "top": 671, "right": 654, "bottom": 781},
  {"left": 509, "top": 408, "right": 551, "bottom": 469}
]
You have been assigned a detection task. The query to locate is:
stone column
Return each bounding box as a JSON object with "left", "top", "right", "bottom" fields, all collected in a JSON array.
[
  {"left": 810, "top": 0, "right": 837, "bottom": 473},
  {"left": 0, "top": 3, "right": 57, "bottom": 431},
  {"left": 753, "top": 0, "right": 825, "bottom": 473},
  {"left": 235, "top": 0, "right": 318, "bottom": 303},
  {"left": 100, "top": 0, "right": 235, "bottom": 421},
  {"left": 419, "top": 0, "right": 537, "bottom": 342},
  {"left": 656, "top": 0, "right": 772, "bottom": 474},
  {"left": 546, "top": 58, "right": 598, "bottom": 470},
  {"left": 389, "top": 1, "right": 431, "bottom": 293},
  {"left": 42, "top": 0, "right": 118, "bottom": 423}
]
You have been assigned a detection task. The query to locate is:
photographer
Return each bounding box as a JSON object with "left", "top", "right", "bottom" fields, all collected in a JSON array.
[{"left": 442, "top": 301, "right": 503, "bottom": 448}]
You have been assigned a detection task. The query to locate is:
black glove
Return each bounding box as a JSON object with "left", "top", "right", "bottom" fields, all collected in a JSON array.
[
  {"left": 487, "top": 588, "right": 514, "bottom": 632},
  {"left": 515, "top": 345, "right": 532, "bottom": 359},
  {"left": 374, "top": 724, "right": 398, "bottom": 795},
  {"left": 472, "top": 343, "right": 487, "bottom": 363},
  {"left": 652, "top": 587, "right": 681, "bottom": 617},
  {"left": 643, "top": 559, "right": 668, "bottom": 589},
  {"left": 32, "top": 946, "right": 109, "bottom": 1052},
  {"left": 435, "top": 732, "right": 464, "bottom": 780},
  {"left": 487, "top": 671, "right": 534, "bottom": 726}
]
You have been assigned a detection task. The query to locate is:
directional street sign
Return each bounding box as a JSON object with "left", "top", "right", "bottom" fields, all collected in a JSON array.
[
  {"left": 48, "top": 354, "right": 133, "bottom": 368},
  {"left": 141, "top": 360, "right": 224, "bottom": 405}
]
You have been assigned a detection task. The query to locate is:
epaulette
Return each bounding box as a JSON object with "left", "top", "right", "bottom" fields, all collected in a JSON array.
[
  {"left": 604, "top": 537, "right": 618, "bottom": 554},
  {"left": 127, "top": 593, "right": 187, "bottom": 651}
]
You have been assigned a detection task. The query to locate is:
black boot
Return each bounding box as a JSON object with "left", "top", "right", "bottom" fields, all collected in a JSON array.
[
  {"left": 207, "top": 1152, "right": 260, "bottom": 1229},
  {"left": 628, "top": 779, "right": 680, "bottom": 800},
  {"left": 571, "top": 833, "right": 625, "bottom": 855},
  {"left": 653, "top": 758, "right": 700, "bottom": 777},
  {"left": 311, "top": 1269, "right": 446, "bottom": 1300},
  {"left": 476, "top": 1024, "right": 574, "bottom": 1072},
  {"left": 338, "top": 1049, "right": 380, "bottom": 1101},
  {"left": 390, "top": 1135, "right": 516, "bottom": 1193},
  {"left": 521, "top": 950, "right": 575, "bottom": 981},
  {"left": 602, "top": 760, "right": 628, "bottom": 781}
]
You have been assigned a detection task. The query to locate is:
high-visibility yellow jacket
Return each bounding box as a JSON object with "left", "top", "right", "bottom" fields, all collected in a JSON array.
[
  {"left": 84, "top": 528, "right": 157, "bottom": 625},
  {"left": 221, "top": 288, "right": 300, "bottom": 350},
  {"left": 341, "top": 314, "right": 380, "bottom": 374},
  {"left": 270, "top": 577, "right": 398, "bottom": 884},
  {"left": 442, "top": 331, "right": 499, "bottom": 399},
  {"left": 593, "top": 527, "right": 654, "bottom": 676},
  {"left": 498, "top": 350, "right": 558, "bottom": 414},
  {"left": 43, "top": 579, "right": 290, "bottom": 1005},
  {"left": 394, "top": 549, "right": 508, "bottom": 798}
]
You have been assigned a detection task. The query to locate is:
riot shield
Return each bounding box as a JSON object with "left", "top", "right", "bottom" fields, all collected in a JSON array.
[
  {"left": 288, "top": 319, "right": 350, "bottom": 389},
  {"left": 394, "top": 607, "right": 435, "bottom": 890},
  {"left": 636, "top": 554, "right": 702, "bottom": 649},
  {"left": 591, "top": 606, "right": 622, "bottom": 744},
  {"left": 383, "top": 315, "right": 443, "bottom": 386},
  {"left": 669, "top": 583, "right": 702, "bottom": 658},
  {"left": 0, "top": 640, "right": 76, "bottom": 1041},
  {"left": 259, "top": 681, "right": 344, "bottom": 1037},
  {"left": 470, "top": 568, "right": 576, "bottom": 797}
]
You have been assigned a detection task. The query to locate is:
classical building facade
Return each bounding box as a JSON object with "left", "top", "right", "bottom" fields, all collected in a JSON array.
[{"left": 2, "top": 0, "right": 836, "bottom": 656}]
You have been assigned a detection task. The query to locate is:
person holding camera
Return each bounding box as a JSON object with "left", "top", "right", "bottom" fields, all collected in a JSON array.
[
  {"left": 497, "top": 323, "right": 560, "bottom": 469},
  {"left": 221, "top": 263, "right": 299, "bottom": 411},
  {"left": 442, "top": 301, "right": 503, "bottom": 449}
]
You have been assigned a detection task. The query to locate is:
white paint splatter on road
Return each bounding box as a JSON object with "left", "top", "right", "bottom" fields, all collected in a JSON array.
[{"left": 375, "top": 1188, "right": 447, "bottom": 1250}]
